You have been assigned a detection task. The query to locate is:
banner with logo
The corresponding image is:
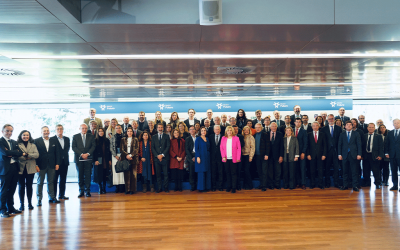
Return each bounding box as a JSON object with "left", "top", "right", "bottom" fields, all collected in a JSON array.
[{"left": 92, "top": 99, "right": 352, "bottom": 114}]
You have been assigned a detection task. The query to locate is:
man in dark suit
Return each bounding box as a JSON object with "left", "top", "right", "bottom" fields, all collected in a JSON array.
[
  {"left": 253, "top": 123, "right": 270, "bottom": 191},
  {"left": 290, "top": 105, "right": 302, "bottom": 126},
  {"left": 279, "top": 115, "right": 294, "bottom": 134},
  {"left": 252, "top": 110, "right": 265, "bottom": 128},
  {"left": 184, "top": 109, "right": 200, "bottom": 129},
  {"left": 131, "top": 121, "right": 142, "bottom": 139},
  {"left": 152, "top": 123, "right": 171, "bottom": 193},
  {"left": 201, "top": 109, "right": 215, "bottom": 127},
  {"left": 203, "top": 119, "right": 213, "bottom": 136},
  {"left": 307, "top": 122, "right": 327, "bottom": 189},
  {"left": 338, "top": 121, "right": 362, "bottom": 191},
  {"left": 121, "top": 116, "right": 132, "bottom": 134},
  {"left": 362, "top": 123, "right": 384, "bottom": 189},
  {"left": 88, "top": 120, "right": 98, "bottom": 137},
  {"left": 209, "top": 125, "right": 224, "bottom": 191},
  {"left": 267, "top": 122, "right": 284, "bottom": 189},
  {"left": 137, "top": 111, "right": 149, "bottom": 131},
  {"left": 301, "top": 115, "right": 313, "bottom": 133},
  {"left": 0, "top": 124, "right": 23, "bottom": 217},
  {"left": 208, "top": 116, "right": 225, "bottom": 137},
  {"left": 35, "top": 126, "right": 61, "bottom": 205},
  {"left": 72, "top": 124, "right": 96, "bottom": 198},
  {"left": 221, "top": 114, "right": 230, "bottom": 127},
  {"left": 384, "top": 119, "right": 400, "bottom": 191},
  {"left": 335, "top": 107, "right": 350, "bottom": 123},
  {"left": 229, "top": 118, "right": 241, "bottom": 135},
  {"left": 53, "top": 124, "right": 70, "bottom": 200},
  {"left": 272, "top": 111, "right": 285, "bottom": 128},
  {"left": 358, "top": 115, "right": 368, "bottom": 134},
  {"left": 293, "top": 118, "right": 308, "bottom": 189},
  {"left": 321, "top": 114, "right": 342, "bottom": 188},
  {"left": 185, "top": 126, "right": 197, "bottom": 191}
]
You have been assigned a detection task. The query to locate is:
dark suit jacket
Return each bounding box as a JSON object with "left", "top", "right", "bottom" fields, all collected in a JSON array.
[
  {"left": 267, "top": 131, "right": 284, "bottom": 160},
  {"left": 254, "top": 132, "right": 270, "bottom": 157},
  {"left": 52, "top": 136, "right": 70, "bottom": 166},
  {"left": 121, "top": 123, "right": 132, "bottom": 134},
  {"left": 132, "top": 129, "right": 142, "bottom": 139},
  {"left": 362, "top": 133, "right": 384, "bottom": 161},
  {"left": 208, "top": 125, "right": 225, "bottom": 137},
  {"left": 321, "top": 125, "right": 341, "bottom": 152},
  {"left": 302, "top": 123, "right": 313, "bottom": 133},
  {"left": 237, "top": 134, "right": 245, "bottom": 150},
  {"left": 290, "top": 114, "right": 303, "bottom": 126},
  {"left": 335, "top": 115, "right": 350, "bottom": 122},
  {"left": 338, "top": 130, "right": 362, "bottom": 160},
  {"left": 272, "top": 119, "right": 285, "bottom": 127},
  {"left": 151, "top": 133, "right": 171, "bottom": 161},
  {"left": 307, "top": 131, "right": 327, "bottom": 159},
  {"left": 34, "top": 137, "right": 61, "bottom": 170},
  {"left": 0, "top": 137, "right": 23, "bottom": 175},
  {"left": 294, "top": 127, "right": 308, "bottom": 155},
  {"left": 279, "top": 124, "right": 294, "bottom": 134},
  {"left": 252, "top": 118, "right": 265, "bottom": 128},
  {"left": 185, "top": 135, "right": 197, "bottom": 164},
  {"left": 384, "top": 129, "right": 400, "bottom": 159},
  {"left": 209, "top": 133, "right": 222, "bottom": 162},
  {"left": 201, "top": 118, "right": 215, "bottom": 127},
  {"left": 358, "top": 123, "right": 368, "bottom": 134},
  {"left": 184, "top": 118, "right": 200, "bottom": 129},
  {"left": 71, "top": 133, "right": 96, "bottom": 163}
]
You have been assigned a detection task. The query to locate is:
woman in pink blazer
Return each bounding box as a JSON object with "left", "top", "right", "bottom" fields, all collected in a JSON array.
[{"left": 220, "top": 126, "right": 242, "bottom": 193}]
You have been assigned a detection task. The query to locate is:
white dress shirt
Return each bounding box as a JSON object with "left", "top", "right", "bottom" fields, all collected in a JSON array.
[
  {"left": 366, "top": 133, "right": 374, "bottom": 153},
  {"left": 57, "top": 136, "right": 64, "bottom": 149},
  {"left": 43, "top": 137, "right": 50, "bottom": 152}
]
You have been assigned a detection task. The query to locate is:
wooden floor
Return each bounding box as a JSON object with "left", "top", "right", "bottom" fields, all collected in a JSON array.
[{"left": 1, "top": 184, "right": 400, "bottom": 249}]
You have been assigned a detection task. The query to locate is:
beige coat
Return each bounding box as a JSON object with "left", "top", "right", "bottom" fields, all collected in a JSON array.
[
  {"left": 18, "top": 142, "right": 39, "bottom": 174},
  {"left": 242, "top": 135, "right": 255, "bottom": 160}
]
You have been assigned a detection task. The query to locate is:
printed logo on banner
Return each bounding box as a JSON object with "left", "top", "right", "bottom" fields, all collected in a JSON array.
[
  {"left": 158, "top": 104, "right": 173, "bottom": 110},
  {"left": 99, "top": 104, "right": 114, "bottom": 111},
  {"left": 216, "top": 103, "right": 231, "bottom": 109},
  {"left": 330, "top": 101, "right": 346, "bottom": 108},
  {"left": 100, "top": 105, "right": 106, "bottom": 111},
  {"left": 273, "top": 102, "right": 288, "bottom": 109}
]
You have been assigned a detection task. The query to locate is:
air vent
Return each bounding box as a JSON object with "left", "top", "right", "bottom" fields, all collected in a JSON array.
[
  {"left": 0, "top": 68, "right": 24, "bottom": 76},
  {"left": 217, "top": 67, "right": 255, "bottom": 74}
]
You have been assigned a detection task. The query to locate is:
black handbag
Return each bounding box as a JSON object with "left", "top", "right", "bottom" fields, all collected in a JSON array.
[{"left": 115, "top": 159, "right": 130, "bottom": 173}]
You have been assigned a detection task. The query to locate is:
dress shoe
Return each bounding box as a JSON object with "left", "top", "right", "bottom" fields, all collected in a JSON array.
[
  {"left": 353, "top": 187, "right": 359, "bottom": 192},
  {"left": 190, "top": 187, "right": 196, "bottom": 192},
  {"left": 301, "top": 185, "right": 306, "bottom": 190},
  {"left": 269, "top": 187, "right": 274, "bottom": 190},
  {"left": 226, "top": 188, "right": 231, "bottom": 192},
  {"left": 296, "top": 185, "right": 300, "bottom": 188},
  {"left": 318, "top": 186, "right": 324, "bottom": 190},
  {"left": 334, "top": 185, "right": 340, "bottom": 189},
  {"left": 9, "top": 208, "right": 22, "bottom": 214},
  {"left": 218, "top": 188, "right": 224, "bottom": 191},
  {"left": 19, "top": 205, "right": 24, "bottom": 211},
  {"left": 262, "top": 188, "right": 267, "bottom": 192},
  {"left": 156, "top": 189, "right": 161, "bottom": 193},
  {"left": 49, "top": 199, "right": 60, "bottom": 204},
  {"left": 384, "top": 182, "right": 389, "bottom": 186},
  {"left": 237, "top": 186, "right": 241, "bottom": 191},
  {"left": 37, "top": 200, "right": 42, "bottom": 206},
  {"left": 211, "top": 188, "right": 216, "bottom": 192},
  {"left": 78, "top": 193, "right": 84, "bottom": 198},
  {"left": 256, "top": 186, "right": 262, "bottom": 189},
  {"left": 86, "top": 193, "right": 91, "bottom": 197},
  {"left": 1, "top": 212, "right": 10, "bottom": 218},
  {"left": 28, "top": 204, "right": 34, "bottom": 210},
  {"left": 340, "top": 186, "right": 348, "bottom": 190},
  {"left": 59, "top": 196, "right": 69, "bottom": 200},
  {"left": 284, "top": 186, "right": 289, "bottom": 189},
  {"left": 130, "top": 191, "right": 134, "bottom": 195},
  {"left": 231, "top": 189, "right": 236, "bottom": 193},
  {"left": 376, "top": 185, "right": 381, "bottom": 189},
  {"left": 357, "top": 185, "right": 361, "bottom": 189},
  {"left": 325, "top": 185, "right": 330, "bottom": 188},
  {"left": 165, "top": 189, "right": 169, "bottom": 193},
  {"left": 275, "top": 186, "right": 281, "bottom": 190},
  {"left": 125, "top": 191, "right": 130, "bottom": 195},
  {"left": 390, "top": 186, "right": 398, "bottom": 191}
]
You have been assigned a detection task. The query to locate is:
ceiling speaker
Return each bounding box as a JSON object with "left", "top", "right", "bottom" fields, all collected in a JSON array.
[{"left": 199, "top": 0, "right": 222, "bottom": 25}]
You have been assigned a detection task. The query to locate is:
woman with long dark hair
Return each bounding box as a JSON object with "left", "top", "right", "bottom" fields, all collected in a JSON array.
[
  {"left": 170, "top": 129, "right": 186, "bottom": 191},
  {"left": 195, "top": 127, "right": 211, "bottom": 192},
  {"left": 378, "top": 124, "right": 390, "bottom": 186},
  {"left": 120, "top": 127, "right": 139, "bottom": 194},
  {"left": 110, "top": 124, "right": 125, "bottom": 193},
  {"left": 17, "top": 130, "right": 39, "bottom": 210},
  {"left": 236, "top": 109, "right": 248, "bottom": 130},
  {"left": 138, "top": 131, "right": 155, "bottom": 192},
  {"left": 93, "top": 128, "right": 111, "bottom": 194}
]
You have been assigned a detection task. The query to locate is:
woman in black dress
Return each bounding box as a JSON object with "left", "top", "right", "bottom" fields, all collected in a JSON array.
[{"left": 93, "top": 128, "right": 111, "bottom": 194}]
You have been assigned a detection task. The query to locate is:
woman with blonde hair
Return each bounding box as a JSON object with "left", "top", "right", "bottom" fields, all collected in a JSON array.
[
  {"left": 169, "top": 111, "right": 180, "bottom": 129},
  {"left": 282, "top": 127, "right": 299, "bottom": 190},
  {"left": 241, "top": 126, "right": 255, "bottom": 190},
  {"left": 178, "top": 121, "right": 189, "bottom": 139},
  {"left": 155, "top": 111, "right": 166, "bottom": 129},
  {"left": 106, "top": 118, "right": 118, "bottom": 140}
]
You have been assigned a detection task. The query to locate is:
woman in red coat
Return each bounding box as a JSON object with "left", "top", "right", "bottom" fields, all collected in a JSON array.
[
  {"left": 170, "top": 129, "right": 186, "bottom": 192},
  {"left": 138, "top": 131, "right": 155, "bottom": 193}
]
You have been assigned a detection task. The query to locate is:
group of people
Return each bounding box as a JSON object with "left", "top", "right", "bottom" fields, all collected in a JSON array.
[{"left": 1, "top": 106, "right": 400, "bottom": 219}]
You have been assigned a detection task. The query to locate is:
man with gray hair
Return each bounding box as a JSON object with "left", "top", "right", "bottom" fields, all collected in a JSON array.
[
  {"left": 209, "top": 125, "right": 224, "bottom": 191},
  {"left": 84, "top": 108, "right": 103, "bottom": 129},
  {"left": 385, "top": 118, "right": 400, "bottom": 191},
  {"left": 209, "top": 116, "right": 225, "bottom": 136},
  {"left": 52, "top": 124, "right": 70, "bottom": 200}
]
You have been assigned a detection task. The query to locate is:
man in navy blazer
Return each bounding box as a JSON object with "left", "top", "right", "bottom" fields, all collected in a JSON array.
[
  {"left": 34, "top": 126, "right": 61, "bottom": 205},
  {"left": 362, "top": 123, "right": 384, "bottom": 189},
  {"left": 321, "top": 114, "right": 342, "bottom": 188},
  {"left": 0, "top": 124, "right": 24, "bottom": 217},
  {"left": 151, "top": 124, "right": 171, "bottom": 193},
  {"left": 335, "top": 107, "right": 350, "bottom": 123},
  {"left": 293, "top": 118, "right": 308, "bottom": 189},
  {"left": 267, "top": 123, "right": 284, "bottom": 189},
  {"left": 358, "top": 115, "right": 369, "bottom": 134},
  {"left": 53, "top": 124, "right": 70, "bottom": 200},
  {"left": 384, "top": 119, "right": 400, "bottom": 191},
  {"left": 307, "top": 122, "right": 327, "bottom": 189},
  {"left": 338, "top": 121, "right": 362, "bottom": 191},
  {"left": 208, "top": 125, "right": 224, "bottom": 191}
]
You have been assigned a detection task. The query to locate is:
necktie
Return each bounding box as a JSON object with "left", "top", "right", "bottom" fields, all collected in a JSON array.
[
  {"left": 277, "top": 121, "right": 280, "bottom": 126},
  {"left": 83, "top": 134, "right": 86, "bottom": 147},
  {"left": 134, "top": 130, "right": 137, "bottom": 136},
  {"left": 367, "top": 134, "right": 372, "bottom": 152},
  {"left": 396, "top": 130, "right": 398, "bottom": 140},
  {"left": 159, "top": 134, "right": 161, "bottom": 142},
  {"left": 330, "top": 126, "right": 333, "bottom": 137},
  {"left": 6, "top": 139, "right": 11, "bottom": 150},
  {"left": 347, "top": 132, "right": 350, "bottom": 143},
  {"left": 216, "top": 135, "right": 218, "bottom": 145},
  {"left": 272, "top": 132, "right": 275, "bottom": 144},
  {"left": 341, "top": 117, "right": 344, "bottom": 122},
  {"left": 296, "top": 129, "right": 298, "bottom": 137},
  {"left": 314, "top": 132, "right": 317, "bottom": 143}
]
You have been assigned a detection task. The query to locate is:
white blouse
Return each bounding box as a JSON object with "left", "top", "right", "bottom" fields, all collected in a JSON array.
[
  {"left": 227, "top": 138, "right": 233, "bottom": 160},
  {"left": 127, "top": 137, "right": 132, "bottom": 154}
]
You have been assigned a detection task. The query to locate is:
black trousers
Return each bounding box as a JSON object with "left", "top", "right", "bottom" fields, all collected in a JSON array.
[
  {"left": 236, "top": 160, "right": 242, "bottom": 189},
  {"left": 76, "top": 161, "right": 92, "bottom": 193},
  {"left": 155, "top": 160, "right": 169, "bottom": 190},
  {"left": 242, "top": 155, "right": 253, "bottom": 189},
  {"left": 390, "top": 158, "right": 400, "bottom": 187},
  {"left": 224, "top": 160, "right": 237, "bottom": 190},
  {"left": 283, "top": 154, "right": 296, "bottom": 189},
  {"left": 54, "top": 162, "right": 68, "bottom": 198},
  {"left": 187, "top": 159, "right": 197, "bottom": 189},
  {"left": 267, "top": 157, "right": 281, "bottom": 188},
  {"left": 380, "top": 160, "right": 390, "bottom": 184},
  {"left": 309, "top": 156, "right": 324, "bottom": 187},
  {"left": 18, "top": 167, "right": 34, "bottom": 205},
  {"left": 254, "top": 155, "right": 267, "bottom": 188},
  {"left": 325, "top": 147, "right": 339, "bottom": 186},
  {"left": 363, "top": 153, "right": 381, "bottom": 186},
  {"left": 171, "top": 168, "right": 184, "bottom": 189},
  {"left": 210, "top": 158, "right": 224, "bottom": 189},
  {"left": 343, "top": 154, "right": 359, "bottom": 188},
  {"left": 0, "top": 163, "right": 18, "bottom": 213}
]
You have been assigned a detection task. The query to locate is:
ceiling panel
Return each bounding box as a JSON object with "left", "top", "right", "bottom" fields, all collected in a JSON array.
[
  {"left": 0, "top": 0, "right": 61, "bottom": 24},
  {"left": 89, "top": 42, "right": 200, "bottom": 55},
  {"left": 0, "top": 43, "right": 100, "bottom": 57}
]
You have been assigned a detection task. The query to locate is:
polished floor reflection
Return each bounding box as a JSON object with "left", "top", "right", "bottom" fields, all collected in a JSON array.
[{"left": 1, "top": 183, "right": 400, "bottom": 249}]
